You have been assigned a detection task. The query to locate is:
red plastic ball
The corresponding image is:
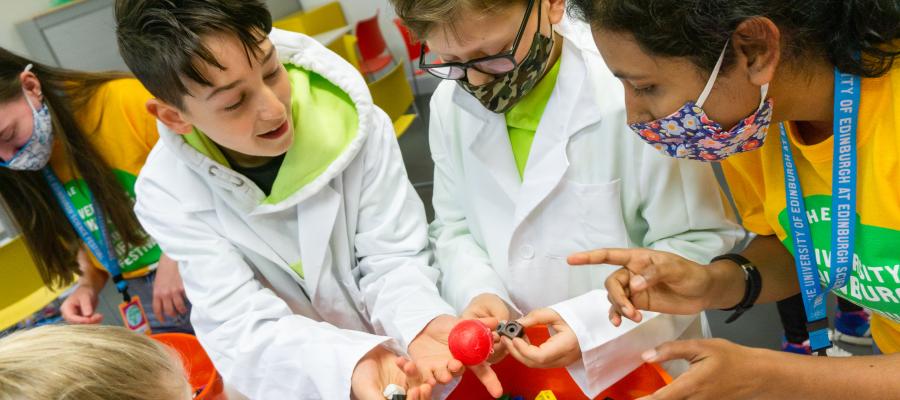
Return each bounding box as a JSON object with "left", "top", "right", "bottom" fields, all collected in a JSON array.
[{"left": 448, "top": 319, "right": 493, "bottom": 366}]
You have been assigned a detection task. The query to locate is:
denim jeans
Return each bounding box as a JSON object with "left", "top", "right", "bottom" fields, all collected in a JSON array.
[{"left": 126, "top": 270, "right": 193, "bottom": 334}]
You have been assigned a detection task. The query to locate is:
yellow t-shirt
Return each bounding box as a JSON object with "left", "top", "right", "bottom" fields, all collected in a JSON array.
[
  {"left": 721, "top": 66, "right": 900, "bottom": 353},
  {"left": 48, "top": 78, "right": 161, "bottom": 278}
]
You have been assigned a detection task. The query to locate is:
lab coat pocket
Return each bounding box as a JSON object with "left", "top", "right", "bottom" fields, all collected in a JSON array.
[
  {"left": 507, "top": 256, "right": 573, "bottom": 313},
  {"left": 571, "top": 179, "right": 629, "bottom": 248},
  {"left": 342, "top": 264, "right": 367, "bottom": 314},
  {"left": 542, "top": 179, "right": 630, "bottom": 258},
  {"left": 507, "top": 256, "right": 612, "bottom": 313}
]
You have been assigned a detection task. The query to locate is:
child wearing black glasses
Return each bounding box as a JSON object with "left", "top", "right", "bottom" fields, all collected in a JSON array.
[{"left": 391, "top": 0, "right": 745, "bottom": 397}]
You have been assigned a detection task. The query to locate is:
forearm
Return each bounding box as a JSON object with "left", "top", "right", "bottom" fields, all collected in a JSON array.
[
  {"left": 740, "top": 234, "right": 799, "bottom": 304},
  {"left": 158, "top": 253, "right": 175, "bottom": 266},
  {"left": 765, "top": 350, "right": 900, "bottom": 398},
  {"left": 76, "top": 248, "right": 110, "bottom": 291}
]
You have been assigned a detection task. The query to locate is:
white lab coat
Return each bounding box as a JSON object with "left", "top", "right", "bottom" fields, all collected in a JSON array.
[
  {"left": 134, "top": 29, "right": 455, "bottom": 399},
  {"left": 428, "top": 18, "right": 744, "bottom": 397}
]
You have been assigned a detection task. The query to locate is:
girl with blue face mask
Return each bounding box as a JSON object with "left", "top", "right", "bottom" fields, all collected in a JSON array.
[
  {"left": 522, "top": 0, "right": 900, "bottom": 399},
  {"left": 0, "top": 64, "right": 53, "bottom": 171},
  {"left": 0, "top": 48, "right": 192, "bottom": 335}
]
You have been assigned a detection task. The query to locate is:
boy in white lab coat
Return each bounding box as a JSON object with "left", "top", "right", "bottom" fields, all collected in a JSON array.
[
  {"left": 114, "top": 0, "right": 502, "bottom": 398},
  {"left": 391, "top": 0, "right": 744, "bottom": 396}
]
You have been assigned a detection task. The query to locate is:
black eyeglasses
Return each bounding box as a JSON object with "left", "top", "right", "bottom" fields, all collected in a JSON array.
[{"left": 418, "top": 0, "right": 538, "bottom": 81}]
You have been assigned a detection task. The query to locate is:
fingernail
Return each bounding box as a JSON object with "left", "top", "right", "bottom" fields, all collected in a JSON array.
[{"left": 641, "top": 349, "right": 657, "bottom": 362}]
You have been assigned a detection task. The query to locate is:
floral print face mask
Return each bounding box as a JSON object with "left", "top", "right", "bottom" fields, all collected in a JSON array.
[{"left": 628, "top": 43, "right": 773, "bottom": 161}]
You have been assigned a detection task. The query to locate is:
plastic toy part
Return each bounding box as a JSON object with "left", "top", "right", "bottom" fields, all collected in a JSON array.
[
  {"left": 448, "top": 319, "right": 494, "bottom": 366},
  {"left": 534, "top": 390, "right": 558, "bottom": 400},
  {"left": 497, "top": 321, "right": 525, "bottom": 339},
  {"left": 383, "top": 383, "right": 405, "bottom": 399}
]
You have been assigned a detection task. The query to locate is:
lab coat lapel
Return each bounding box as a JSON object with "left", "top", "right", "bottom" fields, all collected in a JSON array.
[
  {"left": 452, "top": 87, "right": 520, "bottom": 204},
  {"left": 512, "top": 39, "right": 603, "bottom": 230},
  {"left": 296, "top": 185, "right": 341, "bottom": 301},
  {"left": 217, "top": 189, "right": 291, "bottom": 273}
]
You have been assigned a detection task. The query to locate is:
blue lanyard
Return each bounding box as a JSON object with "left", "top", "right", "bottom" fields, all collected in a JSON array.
[
  {"left": 779, "top": 69, "right": 860, "bottom": 352},
  {"left": 42, "top": 168, "right": 130, "bottom": 299}
]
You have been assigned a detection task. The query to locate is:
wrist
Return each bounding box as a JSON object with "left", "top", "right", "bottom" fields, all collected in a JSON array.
[
  {"left": 76, "top": 280, "right": 102, "bottom": 293},
  {"left": 703, "top": 259, "right": 748, "bottom": 310},
  {"left": 472, "top": 292, "right": 502, "bottom": 304},
  {"left": 751, "top": 347, "right": 793, "bottom": 398},
  {"left": 78, "top": 269, "right": 108, "bottom": 292}
]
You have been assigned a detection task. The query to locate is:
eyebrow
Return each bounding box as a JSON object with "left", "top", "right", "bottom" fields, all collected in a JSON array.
[
  {"left": 206, "top": 80, "right": 240, "bottom": 101},
  {"left": 611, "top": 71, "right": 649, "bottom": 80},
  {"left": 260, "top": 45, "right": 276, "bottom": 65},
  {"left": 205, "top": 45, "right": 277, "bottom": 101}
]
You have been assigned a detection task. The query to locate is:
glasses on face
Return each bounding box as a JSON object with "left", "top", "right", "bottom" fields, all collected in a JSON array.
[{"left": 419, "top": 0, "right": 538, "bottom": 81}]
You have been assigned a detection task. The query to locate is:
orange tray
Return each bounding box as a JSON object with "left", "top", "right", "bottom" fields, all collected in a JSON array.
[
  {"left": 448, "top": 327, "right": 670, "bottom": 399},
  {"left": 153, "top": 333, "right": 226, "bottom": 400}
]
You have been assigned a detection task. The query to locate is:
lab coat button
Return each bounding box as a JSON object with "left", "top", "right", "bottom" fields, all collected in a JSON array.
[{"left": 520, "top": 245, "right": 535, "bottom": 260}]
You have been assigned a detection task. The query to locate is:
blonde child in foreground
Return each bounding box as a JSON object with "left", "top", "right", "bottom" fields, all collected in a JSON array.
[{"left": 0, "top": 325, "right": 191, "bottom": 400}]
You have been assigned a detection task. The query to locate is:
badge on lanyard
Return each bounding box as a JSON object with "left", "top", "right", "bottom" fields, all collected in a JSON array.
[
  {"left": 42, "top": 168, "right": 148, "bottom": 333},
  {"left": 118, "top": 295, "right": 152, "bottom": 334}
]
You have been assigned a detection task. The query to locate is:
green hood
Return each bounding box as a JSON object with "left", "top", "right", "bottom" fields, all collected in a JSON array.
[{"left": 183, "top": 64, "right": 360, "bottom": 205}]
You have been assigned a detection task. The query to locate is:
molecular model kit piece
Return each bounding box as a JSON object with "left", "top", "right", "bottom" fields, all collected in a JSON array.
[
  {"left": 383, "top": 383, "right": 405, "bottom": 400},
  {"left": 497, "top": 320, "right": 525, "bottom": 339},
  {"left": 534, "top": 390, "right": 557, "bottom": 400},
  {"left": 448, "top": 319, "right": 494, "bottom": 365}
]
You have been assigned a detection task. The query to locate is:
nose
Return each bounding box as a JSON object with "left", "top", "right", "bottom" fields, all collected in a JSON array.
[
  {"left": 466, "top": 68, "right": 496, "bottom": 87},
  {"left": 624, "top": 94, "right": 655, "bottom": 125},
  {"left": 257, "top": 86, "right": 286, "bottom": 122}
]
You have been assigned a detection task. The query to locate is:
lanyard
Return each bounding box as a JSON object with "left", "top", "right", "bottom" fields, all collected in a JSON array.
[
  {"left": 42, "top": 168, "right": 130, "bottom": 300},
  {"left": 779, "top": 68, "right": 860, "bottom": 353}
]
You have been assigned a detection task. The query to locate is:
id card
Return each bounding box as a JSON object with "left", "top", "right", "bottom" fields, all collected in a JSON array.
[{"left": 118, "top": 295, "right": 152, "bottom": 335}]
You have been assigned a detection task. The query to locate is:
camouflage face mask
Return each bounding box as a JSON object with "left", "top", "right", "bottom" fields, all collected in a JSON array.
[{"left": 457, "top": 31, "right": 554, "bottom": 114}]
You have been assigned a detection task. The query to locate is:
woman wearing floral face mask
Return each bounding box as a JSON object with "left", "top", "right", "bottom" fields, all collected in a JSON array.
[
  {"left": 0, "top": 48, "right": 192, "bottom": 334},
  {"left": 515, "top": 0, "right": 900, "bottom": 399},
  {"left": 390, "top": 0, "right": 744, "bottom": 396}
]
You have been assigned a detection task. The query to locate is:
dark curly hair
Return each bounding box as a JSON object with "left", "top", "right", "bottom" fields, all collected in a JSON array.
[{"left": 567, "top": 0, "right": 900, "bottom": 78}]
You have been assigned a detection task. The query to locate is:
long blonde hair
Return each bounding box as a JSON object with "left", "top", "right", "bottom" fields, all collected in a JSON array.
[{"left": 0, "top": 325, "right": 190, "bottom": 400}]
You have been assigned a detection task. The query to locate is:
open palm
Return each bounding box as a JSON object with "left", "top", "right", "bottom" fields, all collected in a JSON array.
[{"left": 407, "top": 315, "right": 504, "bottom": 398}]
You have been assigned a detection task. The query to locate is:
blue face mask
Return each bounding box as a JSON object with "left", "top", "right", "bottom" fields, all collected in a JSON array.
[{"left": 1, "top": 64, "right": 54, "bottom": 171}]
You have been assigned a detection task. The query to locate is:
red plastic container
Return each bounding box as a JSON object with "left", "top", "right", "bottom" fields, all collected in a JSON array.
[
  {"left": 448, "top": 327, "right": 671, "bottom": 400},
  {"left": 152, "top": 333, "right": 226, "bottom": 400}
]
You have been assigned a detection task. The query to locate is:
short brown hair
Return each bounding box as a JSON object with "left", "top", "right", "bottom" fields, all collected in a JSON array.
[
  {"left": 391, "top": 0, "right": 527, "bottom": 39},
  {"left": 115, "top": 0, "right": 273, "bottom": 109}
]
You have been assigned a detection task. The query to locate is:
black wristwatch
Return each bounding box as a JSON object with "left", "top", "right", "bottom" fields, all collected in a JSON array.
[{"left": 711, "top": 254, "right": 762, "bottom": 323}]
